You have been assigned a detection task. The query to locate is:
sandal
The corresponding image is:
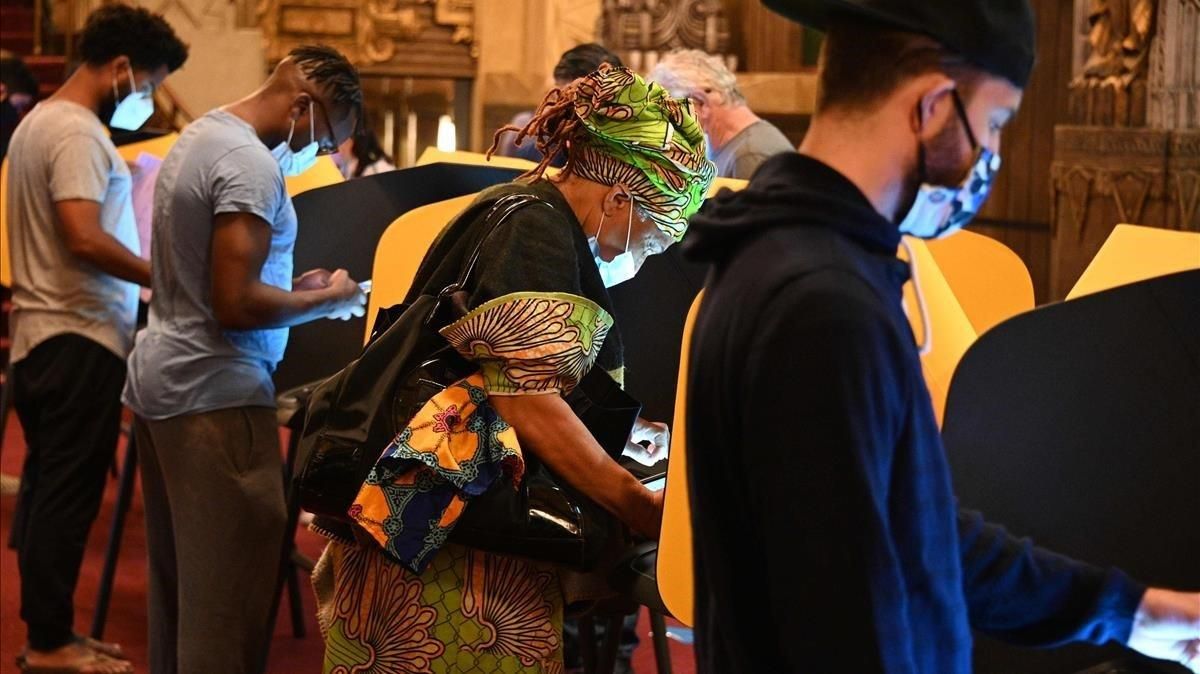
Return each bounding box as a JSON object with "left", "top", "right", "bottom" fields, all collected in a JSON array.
[
  {"left": 15, "top": 650, "right": 133, "bottom": 674},
  {"left": 75, "top": 637, "right": 128, "bottom": 661}
]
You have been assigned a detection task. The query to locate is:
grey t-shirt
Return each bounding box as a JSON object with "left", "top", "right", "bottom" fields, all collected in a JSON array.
[
  {"left": 123, "top": 109, "right": 296, "bottom": 419},
  {"left": 712, "top": 119, "right": 795, "bottom": 180},
  {"left": 5, "top": 99, "right": 140, "bottom": 363}
]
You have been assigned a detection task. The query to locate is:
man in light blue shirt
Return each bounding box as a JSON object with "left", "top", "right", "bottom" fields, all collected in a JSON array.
[{"left": 123, "top": 45, "right": 365, "bottom": 674}]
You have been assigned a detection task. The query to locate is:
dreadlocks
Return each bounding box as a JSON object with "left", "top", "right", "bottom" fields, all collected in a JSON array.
[
  {"left": 487, "top": 77, "right": 588, "bottom": 181},
  {"left": 289, "top": 44, "right": 363, "bottom": 131}
]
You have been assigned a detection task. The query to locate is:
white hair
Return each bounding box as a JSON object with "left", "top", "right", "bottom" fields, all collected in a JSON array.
[{"left": 648, "top": 49, "right": 744, "bottom": 106}]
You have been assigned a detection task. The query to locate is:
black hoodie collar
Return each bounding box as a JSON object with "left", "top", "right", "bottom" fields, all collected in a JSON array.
[{"left": 684, "top": 152, "right": 903, "bottom": 263}]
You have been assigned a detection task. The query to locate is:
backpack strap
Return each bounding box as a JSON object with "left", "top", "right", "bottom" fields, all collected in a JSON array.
[{"left": 440, "top": 192, "right": 552, "bottom": 299}]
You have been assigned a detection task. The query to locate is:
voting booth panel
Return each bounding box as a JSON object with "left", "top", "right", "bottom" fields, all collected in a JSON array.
[
  {"left": 273, "top": 162, "right": 521, "bottom": 392},
  {"left": 944, "top": 270, "right": 1200, "bottom": 674}
]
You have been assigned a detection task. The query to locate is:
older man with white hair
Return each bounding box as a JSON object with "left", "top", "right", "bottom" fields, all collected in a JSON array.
[{"left": 650, "top": 49, "right": 794, "bottom": 179}]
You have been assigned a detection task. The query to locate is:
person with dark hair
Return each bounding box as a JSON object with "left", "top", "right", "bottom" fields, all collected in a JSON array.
[
  {"left": 4, "top": 5, "right": 187, "bottom": 674},
  {"left": 122, "top": 43, "right": 365, "bottom": 674},
  {"left": 493, "top": 42, "right": 624, "bottom": 163},
  {"left": 684, "top": 1, "right": 1200, "bottom": 672},
  {"left": 1, "top": 52, "right": 40, "bottom": 158},
  {"left": 553, "top": 42, "right": 624, "bottom": 83},
  {"left": 333, "top": 122, "right": 395, "bottom": 178}
]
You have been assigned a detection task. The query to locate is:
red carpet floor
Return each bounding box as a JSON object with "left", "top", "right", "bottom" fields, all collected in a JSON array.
[{"left": 0, "top": 409, "right": 695, "bottom": 673}]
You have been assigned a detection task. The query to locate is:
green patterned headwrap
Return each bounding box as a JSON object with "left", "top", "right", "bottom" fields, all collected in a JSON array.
[{"left": 570, "top": 65, "right": 716, "bottom": 241}]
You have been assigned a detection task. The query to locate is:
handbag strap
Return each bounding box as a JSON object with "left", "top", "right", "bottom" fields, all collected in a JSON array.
[{"left": 439, "top": 193, "right": 552, "bottom": 299}]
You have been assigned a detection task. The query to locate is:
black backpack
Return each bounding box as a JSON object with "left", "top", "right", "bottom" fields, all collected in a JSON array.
[{"left": 293, "top": 193, "right": 638, "bottom": 571}]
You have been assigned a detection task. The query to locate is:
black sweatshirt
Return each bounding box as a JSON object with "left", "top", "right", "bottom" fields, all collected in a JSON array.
[{"left": 682, "top": 153, "right": 1145, "bottom": 673}]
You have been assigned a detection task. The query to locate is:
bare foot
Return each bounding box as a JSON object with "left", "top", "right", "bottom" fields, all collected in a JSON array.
[{"left": 20, "top": 641, "right": 133, "bottom": 673}]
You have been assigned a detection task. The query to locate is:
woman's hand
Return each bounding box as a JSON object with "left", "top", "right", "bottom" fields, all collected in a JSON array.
[
  {"left": 627, "top": 487, "right": 665, "bottom": 539},
  {"left": 491, "top": 393, "right": 665, "bottom": 540},
  {"left": 624, "top": 418, "right": 670, "bottom": 466}
]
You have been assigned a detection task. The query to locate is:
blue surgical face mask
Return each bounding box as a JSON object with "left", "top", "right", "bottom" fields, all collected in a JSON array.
[
  {"left": 898, "top": 89, "right": 1001, "bottom": 240},
  {"left": 109, "top": 66, "right": 154, "bottom": 131},
  {"left": 588, "top": 199, "right": 638, "bottom": 288},
  {"left": 271, "top": 101, "right": 319, "bottom": 177}
]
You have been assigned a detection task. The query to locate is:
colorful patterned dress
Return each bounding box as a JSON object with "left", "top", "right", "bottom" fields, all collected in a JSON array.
[{"left": 313, "top": 181, "right": 625, "bottom": 674}]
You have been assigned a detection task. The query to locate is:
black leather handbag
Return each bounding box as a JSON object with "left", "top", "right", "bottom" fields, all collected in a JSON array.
[{"left": 293, "top": 193, "right": 640, "bottom": 571}]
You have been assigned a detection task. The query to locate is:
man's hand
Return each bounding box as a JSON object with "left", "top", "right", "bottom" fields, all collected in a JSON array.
[
  {"left": 320, "top": 269, "right": 366, "bottom": 321},
  {"left": 1128, "top": 587, "right": 1200, "bottom": 672},
  {"left": 294, "top": 268, "right": 332, "bottom": 291},
  {"left": 623, "top": 418, "right": 670, "bottom": 466}
]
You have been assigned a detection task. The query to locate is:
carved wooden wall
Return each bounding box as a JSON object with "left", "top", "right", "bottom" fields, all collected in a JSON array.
[
  {"left": 1048, "top": 0, "right": 1199, "bottom": 299},
  {"left": 256, "top": 0, "right": 476, "bottom": 78},
  {"left": 599, "top": 0, "right": 734, "bottom": 72}
]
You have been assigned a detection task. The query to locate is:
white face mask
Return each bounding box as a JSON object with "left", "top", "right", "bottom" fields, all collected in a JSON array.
[
  {"left": 109, "top": 66, "right": 154, "bottom": 131},
  {"left": 898, "top": 90, "right": 1001, "bottom": 240},
  {"left": 271, "top": 101, "right": 319, "bottom": 177},
  {"left": 588, "top": 200, "right": 638, "bottom": 288}
]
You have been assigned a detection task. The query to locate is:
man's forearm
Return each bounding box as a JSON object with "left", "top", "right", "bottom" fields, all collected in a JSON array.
[
  {"left": 215, "top": 282, "right": 335, "bottom": 330},
  {"left": 959, "top": 508, "right": 1146, "bottom": 647},
  {"left": 70, "top": 231, "right": 152, "bottom": 287}
]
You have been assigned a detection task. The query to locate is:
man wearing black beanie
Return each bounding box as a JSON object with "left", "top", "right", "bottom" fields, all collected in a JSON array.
[{"left": 683, "top": 1, "right": 1200, "bottom": 671}]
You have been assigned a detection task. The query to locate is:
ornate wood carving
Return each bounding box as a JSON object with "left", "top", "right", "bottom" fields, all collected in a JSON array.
[
  {"left": 1050, "top": 125, "right": 1198, "bottom": 298},
  {"left": 599, "top": 0, "right": 733, "bottom": 72},
  {"left": 1068, "top": 0, "right": 1157, "bottom": 126},
  {"left": 257, "top": 0, "right": 477, "bottom": 77},
  {"left": 1148, "top": 0, "right": 1200, "bottom": 129}
]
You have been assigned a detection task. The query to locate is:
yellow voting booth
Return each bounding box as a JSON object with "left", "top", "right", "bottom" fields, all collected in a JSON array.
[
  {"left": 926, "top": 231, "right": 1036, "bottom": 335},
  {"left": 116, "top": 132, "right": 180, "bottom": 163},
  {"left": 657, "top": 291, "right": 704, "bottom": 624},
  {"left": 417, "top": 148, "right": 541, "bottom": 172},
  {"left": 1068, "top": 224, "right": 1200, "bottom": 300},
  {"left": 285, "top": 156, "right": 343, "bottom": 196},
  {"left": 1, "top": 158, "right": 11, "bottom": 287},
  {"left": 363, "top": 194, "right": 478, "bottom": 343},
  {"left": 114, "top": 130, "right": 343, "bottom": 197}
]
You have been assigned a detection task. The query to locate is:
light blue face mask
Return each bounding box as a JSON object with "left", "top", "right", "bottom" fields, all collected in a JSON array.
[
  {"left": 588, "top": 200, "right": 638, "bottom": 288},
  {"left": 898, "top": 89, "right": 1000, "bottom": 240},
  {"left": 270, "top": 101, "right": 319, "bottom": 177},
  {"left": 109, "top": 66, "right": 154, "bottom": 131}
]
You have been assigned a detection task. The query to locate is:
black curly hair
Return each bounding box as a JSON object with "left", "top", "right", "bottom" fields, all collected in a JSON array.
[
  {"left": 553, "top": 43, "right": 623, "bottom": 85},
  {"left": 78, "top": 4, "right": 188, "bottom": 73},
  {"left": 289, "top": 44, "right": 363, "bottom": 129}
]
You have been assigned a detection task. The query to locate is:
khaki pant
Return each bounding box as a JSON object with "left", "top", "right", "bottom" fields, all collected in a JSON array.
[{"left": 135, "top": 407, "right": 287, "bottom": 674}]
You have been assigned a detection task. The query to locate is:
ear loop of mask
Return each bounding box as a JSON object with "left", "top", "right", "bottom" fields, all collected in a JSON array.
[
  {"left": 916, "top": 88, "right": 978, "bottom": 187},
  {"left": 898, "top": 238, "right": 933, "bottom": 356},
  {"left": 623, "top": 195, "right": 634, "bottom": 253},
  {"left": 950, "top": 88, "right": 980, "bottom": 150},
  {"left": 595, "top": 210, "right": 607, "bottom": 252},
  {"left": 112, "top": 66, "right": 133, "bottom": 103},
  {"left": 283, "top": 100, "right": 316, "bottom": 148}
]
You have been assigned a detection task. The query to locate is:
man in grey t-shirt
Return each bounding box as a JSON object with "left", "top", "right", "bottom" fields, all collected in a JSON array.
[
  {"left": 651, "top": 49, "right": 795, "bottom": 180},
  {"left": 4, "top": 6, "right": 186, "bottom": 673},
  {"left": 122, "top": 45, "right": 365, "bottom": 674}
]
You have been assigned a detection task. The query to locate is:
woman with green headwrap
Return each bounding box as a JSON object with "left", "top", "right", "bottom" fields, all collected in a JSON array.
[{"left": 311, "top": 64, "right": 715, "bottom": 673}]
